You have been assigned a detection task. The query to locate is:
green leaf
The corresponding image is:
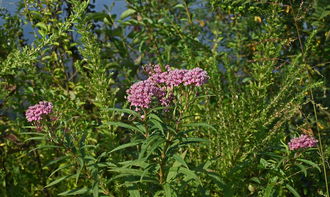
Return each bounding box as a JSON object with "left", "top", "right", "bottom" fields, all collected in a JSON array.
[
  {"left": 76, "top": 157, "right": 84, "bottom": 184},
  {"left": 207, "top": 172, "right": 224, "bottom": 186},
  {"left": 296, "top": 159, "right": 321, "bottom": 172},
  {"left": 35, "top": 22, "right": 48, "bottom": 30},
  {"left": 166, "top": 166, "right": 179, "bottom": 183},
  {"left": 58, "top": 187, "right": 89, "bottom": 196},
  {"left": 167, "top": 151, "right": 188, "bottom": 182},
  {"left": 84, "top": 156, "right": 97, "bottom": 163},
  {"left": 38, "top": 30, "right": 46, "bottom": 37},
  {"left": 179, "top": 167, "right": 202, "bottom": 185},
  {"left": 136, "top": 124, "right": 147, "bottom": 134},
  {"left": 296, "top": 164, "right": 307, "bottom": 177},
  {"left": 110, "top": 140, "right": 143, "bottom": 153},
  {"left": 49, "top": 164, "right": 75, "bottom": 177},
  {"left": 29, "top": 145, "right": 62, "bottom": 152},
  {"left": 264, "top": 183, "right": 274, "bottom": 197},
  {"left": 140, "top": 165, "right": 153, "bottom": 182},
  {"left": 92, "top": 180, "right": 99, "bottom": 197},
  {"left": 264, "top": 177, "right": 278, "bottom": 197},
  {"left": 46, "top": 156, "right": 69, "bottom": 166},
  {"left": 182, "top": 123, "right": 216, "bottom": 131},
  {"left": 128, "top": 188, "right": 140, "bottom": 197},
  {"left": 119, "top": 159, "right": 149, "bottom": 169},
  {"left": 286, "top": 184, "right": 301, "bottom": 197},
  {"left": 150, "top": 119, "right": 164, "bottom": 134},
  {"left": 98, "top": 162, "right": 116, "bottom": 168},
  {"left": 120, "top": 9, "right": 136, "bottom": 19},
  {"left": 46, "top": 174, "right": 76, "bottom": 188},
  {"left": 145, "top": 137, "right": 165, "bottom": 159},
  {"left": 139, "top": 135, "right": 164, "bottom": 159},
  {"left": 105, "top": 107, "right": 139, "bottom": 117},
  {"left": 173, "top": 154, "right": 188, "bottom": 168},
  {"left": 25, "top": 136, "right": 46, "bottom": 141},
  {"left": 81, "top": 144, "right": 97, "bottom": 150},
  {"left": 148, "top": 113, "right": 163, "bottom": 123},
  {"left": 105, "top": 121, "right": 142, "bottom": 133},
  {"left": 163, "top": 183, "right": 172, "bottom": 197},
  {"left": 110, "top": 167, "right": 145, "bottom": 176},
  {"left": 250, "top": 177, "right": 261, "bottom": 184},
  {"left": 173, "top": 4, "right": 185, "bottom": 9},
  {"left": 21, "top": 131, "right": 45, "bottom": 135}
]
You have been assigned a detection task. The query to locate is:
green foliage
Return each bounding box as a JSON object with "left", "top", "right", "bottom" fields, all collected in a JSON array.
[{"left": 0, "top": 0, "right": 330, "bottom": 196}]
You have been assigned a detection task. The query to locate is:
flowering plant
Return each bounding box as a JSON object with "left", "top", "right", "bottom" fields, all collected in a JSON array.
[
  {"left": 106, "top": 65, "right": 214, "bottom": 195},
  {"left": 127, "top": 64, "right": 209, "bottom": 111}
]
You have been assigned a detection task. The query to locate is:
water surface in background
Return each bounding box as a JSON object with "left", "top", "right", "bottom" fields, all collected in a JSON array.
[
  {"left": 0, "top": 0, "right": 127, "bottom": 118},
  {"left": 0, "top": 0, "right": 127, "bottom": 42}
]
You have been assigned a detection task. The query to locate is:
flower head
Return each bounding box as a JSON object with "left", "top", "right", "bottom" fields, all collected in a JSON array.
[
  {"left": 149, "top": 67, "right": 209, "bottom": 87},
  {"left": 288, "top": 134, "right": 318, "bottom": 150},
  {"left": 183, "top": 67, "right": 209, "bottom": 86},
  {"left": 25, "top": 101, "right": 53, "bottom": 122},
  {"left": 127, "top": 65, "right": 209, "bottom": 110},
  {"left": 166, "top": 69, "right": 189, "bottom": 87},
  {"left": 126, "top": 80, "right": 164, "bottom": 111}
]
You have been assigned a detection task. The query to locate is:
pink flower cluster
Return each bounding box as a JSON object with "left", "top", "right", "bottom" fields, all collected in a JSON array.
[
  {"left": 288, "top": 134, "right": 318, "bottom": 150},
  {"left": 25, "top": 101, "right": 53, "bottom": 122},
  {"left": 126, "top": 80, "right": 163, "bottom": 109},
  {"left": 127, "top": 65, "right": 209, "bottom": 110},
  {"left": 148, "top": 66, "right": 209, "bottom": 87}
]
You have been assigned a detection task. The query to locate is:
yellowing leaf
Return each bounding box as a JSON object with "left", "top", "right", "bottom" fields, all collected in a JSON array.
[
  {"left": 285, "top": 6, "right": 291, "bottom": 13},
  {"left": 254, "top": 16, "right": 262, "bottom": 23},
  {"left": 317, "top": 122, "right": 324, "bottom": 130}
]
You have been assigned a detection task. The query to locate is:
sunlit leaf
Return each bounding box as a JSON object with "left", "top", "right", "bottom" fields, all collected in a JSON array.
[
  {"left": 58, "top": 187, "right": 89, "bottom": 196},
  {"left": 173, "top": 154, "right": 188, "bottom": 168},
  {"left": 110, "top": 140, "right": 143, "bottom": 153},
  {"left": 120, "top": 9, "right": 136, "bottom": 19},
  {"left": 45, "top": 174, "right": 76, "bottom": 188},
  {"left": 104, "top": 121, "right": 142, "bottom": 132},
  {"left": 105, "top": 107, "right": 140, "bottom": 117}
]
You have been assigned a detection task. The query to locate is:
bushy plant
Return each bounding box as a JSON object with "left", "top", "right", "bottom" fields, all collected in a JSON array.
[{"left": 1, "top": 0, "right": 329, "bottom": 196}]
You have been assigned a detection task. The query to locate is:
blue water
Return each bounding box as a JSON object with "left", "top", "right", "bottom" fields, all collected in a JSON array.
[
  {"left": 0, "top": 0, "right": 17, "bottom": 13},
  {"left": 0, "top": 0, "right": 127, "bottom": 42}
]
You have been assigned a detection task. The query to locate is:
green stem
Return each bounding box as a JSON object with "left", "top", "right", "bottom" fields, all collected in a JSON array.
[
  {"left": 184, "top": 0, "right": 192, "bottom": 25},
  {"left": 311, "top": 94, "right": 329, "bottom": 196},
  {"left": 289, "top": 1, "right": 329, "bottom": 195},
  {"left": 159, "top": 132, "right": 170, "bottom": 184}
]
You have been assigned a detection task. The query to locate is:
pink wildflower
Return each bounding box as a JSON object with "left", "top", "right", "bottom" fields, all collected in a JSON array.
[
  {"left": 166, "top": 69, "right": 189, "bottom": 87},
  {"left": 288, "top": 134, "right": 318, "bottom": 150},
  {"left": 127, "top": 65, "right": 209, "bottom": 110},
  {"left": 183, "top": 67, "right": 209, "bottom": 86},
  {"left": 149, "top": 67, "right": 209, "bottom": 87},
  {"left": 126, "top": 80, "right": 164, "bottom": 110},
  {"left": 25, "top": 101, "right": 53, "bottom": 122}
]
